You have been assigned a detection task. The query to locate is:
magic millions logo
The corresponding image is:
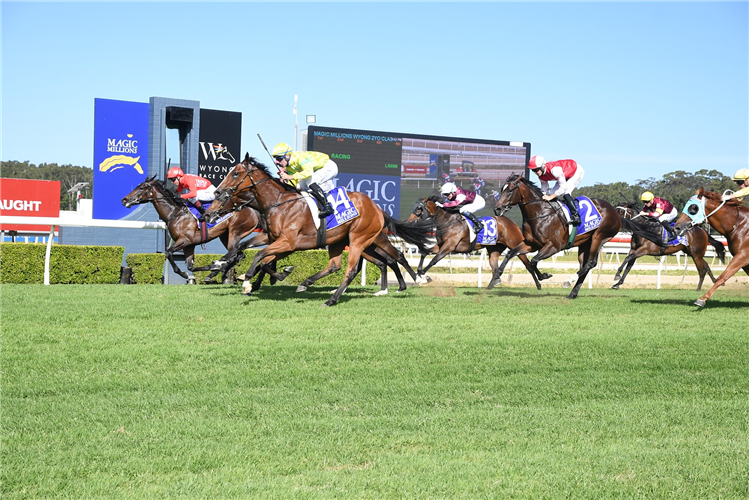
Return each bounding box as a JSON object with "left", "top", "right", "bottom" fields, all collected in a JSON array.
[{"left": 99, "top": 134, "right": 143, "bottom": 174}]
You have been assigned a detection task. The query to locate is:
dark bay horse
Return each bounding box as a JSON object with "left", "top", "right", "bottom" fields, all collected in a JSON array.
[
  {"left": 493, "top": 174, "right": 621, "bottom": 299},
  {"left": 674, "top": 187, "right": 749, "bottom": 307},
  {"left": 207, "top": 154, "right": 436, "bottom": 306},
  {"left": 612, "top": 202, "right": 725, "bottom": 290},
  {"left": 407, "top": 195, "right": 549, "bottom": 290},
  {"left": 121, "top": 176, "right": 285, "bottom": 285}
]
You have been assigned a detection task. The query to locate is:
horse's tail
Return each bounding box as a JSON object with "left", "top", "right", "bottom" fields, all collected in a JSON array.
[
  {"left": 382, "top": 212, "right": 438, "bottom": 254},
  {"left": 706, "top": 232, "right": 726, "bottom": 264},
  {"left": 619, "top": 215, "right": 663, "bottom": 246}
]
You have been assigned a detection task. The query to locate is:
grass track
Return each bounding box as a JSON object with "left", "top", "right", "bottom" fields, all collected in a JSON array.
[{"left": 2, "top": 284, "right": 748, "bottom": 499}]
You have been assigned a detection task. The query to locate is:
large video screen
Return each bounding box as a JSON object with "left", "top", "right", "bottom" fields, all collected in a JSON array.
[{"left": 307, "top": 126, "right": 530, "bottom": 219}]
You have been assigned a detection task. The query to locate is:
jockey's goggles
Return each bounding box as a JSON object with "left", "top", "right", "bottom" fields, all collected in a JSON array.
[{"left": 273, "top": 155, "right": 286, "bottom": 164}]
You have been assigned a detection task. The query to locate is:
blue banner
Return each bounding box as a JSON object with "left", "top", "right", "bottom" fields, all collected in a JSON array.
[
  {"left": 93, "top": 98, "right": 149, "bottom": 219},
  {"left": 333, "top": 173, "right": 401, "bottom": 217}
]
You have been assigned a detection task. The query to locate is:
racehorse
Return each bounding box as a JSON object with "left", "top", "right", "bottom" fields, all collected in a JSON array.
[
  {"left": 407, "top": 195, "right": 549, "bottom": 290},
  {"left": 674, "top": 187, "right": 749, "bottom": 307},
  {"left": 121, "top": 176, "right": 286, "bottom": 285},
  {"left": 205, "top": 189, "right": 413, "bottom": 297},
  {"left": 207, "top": 154, "right": 436, "bottom": 306},
  {"left": 612, "top": 202, "right": 726, "bottom": 290},
  {"left": 493, "top": 174, "right": 622, "bottom": 299}
]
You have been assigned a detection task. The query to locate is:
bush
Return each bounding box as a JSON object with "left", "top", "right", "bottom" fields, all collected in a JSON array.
[
  {"left": 0, "top": 243, "right": 124, "bottom": 284},
  {"left": 193, "top": 249, "right": 382, "bottom": 286},
  {"left": 126, "top": 253, "right": 166, "bottom": 284}
]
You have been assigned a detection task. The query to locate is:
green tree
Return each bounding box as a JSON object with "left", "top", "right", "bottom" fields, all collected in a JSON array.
[{"left": 1, "top": 160, "right": 93, "bottom": 210}]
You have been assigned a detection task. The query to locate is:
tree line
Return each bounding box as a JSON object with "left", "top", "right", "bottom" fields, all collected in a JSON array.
[
  {"left": 1, "top": 160, "right": 743, "bottom": 213},
  {"left": 1, "top": 160, "right": 94, "bottom": 211}
]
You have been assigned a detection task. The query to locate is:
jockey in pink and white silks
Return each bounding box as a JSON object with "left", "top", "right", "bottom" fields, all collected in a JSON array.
[
  {"left": 528, "top": 156, "right": 585, "bottom": 226},
  {"left": 438, "top": 182, "right": 486, "bottom": 234}
]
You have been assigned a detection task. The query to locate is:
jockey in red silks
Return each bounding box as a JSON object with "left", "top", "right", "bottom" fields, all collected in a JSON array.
[
  {"left": 528, "top": 156, "right": 585, "bottom": 226},
  {"left": 166, "top": 167, "right": 216, "bottom": 217},
  {"left": 437, "top": 182, "right": 486, "bottom": 234}
]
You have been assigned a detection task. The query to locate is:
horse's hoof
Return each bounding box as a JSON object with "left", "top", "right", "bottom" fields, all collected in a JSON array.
[
  {"left": 374, "top": 289, "right": 388, "bottom": 296},
  {"left": 321, "top": 301, "right": 333, "bottom": 307},
  {"left": 283, "top": 266, "right": 294, "bottom": 274},
  {"left": 487, "top": 278, "right": 501, "bottom": 290},
  {"left": 611, "top": 284, "right": 620, "bottom": 290},
  {"left": 694, "top": 299, "right": 706, "bottom": 307},
  {"left": 237, "top": 274, "right": 246, "bottom": 281},
  {"left": 187, "top": 278, "right": 196, "bottom": 285},
  {"left": 539, "top": 273, "right": 552, "bottom": 281},
  {"left": 296, "top": 285, "right": 307, "bottom": 293},
  {"left": 203, "top": 277, "right": 214, "bottom": 283},
  {"left": 209, "top": 261, "right": 224, "bottom": 271}
]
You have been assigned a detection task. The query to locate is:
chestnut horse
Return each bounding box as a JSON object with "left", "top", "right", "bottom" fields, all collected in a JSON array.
[
  {"left": 407, "top": 195, "right": 549, "bottom": 289},
  {"left": 121, "top": 176, "right": 285, "bottom": 285},
  {"left": 207, "top": 155, "right": 436, "bottom": 306},
  {"left": 612, "top": 202, "right": 725, "bottom": 290},
  {"left": 674, "top": 187, "right": 749, "bottom": 307},
  {"left": 493, "top": 174, "right": 622, "bottom": 299},
  {"left": 205, "top": 181, "right": 413, "bottom": 297}
]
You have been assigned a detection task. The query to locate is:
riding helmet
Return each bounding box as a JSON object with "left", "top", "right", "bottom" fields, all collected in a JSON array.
[
  {"left": 640, "top": 191, "right": 654, "bottom": 202},
  {"left": 272, "top": 143, "right": 293, "bottom": 158},
  {"left": 732, "top": 168, "right": 749, "bottom": 182},
  {"left": 441, "top": 182, "right": 457, "bottom": 195},
  {"left": 528, "top": 156, "right": 546, "bottom": 172},
  {"left": 167, "top": 167, "right": 184, "bottom": 179}
]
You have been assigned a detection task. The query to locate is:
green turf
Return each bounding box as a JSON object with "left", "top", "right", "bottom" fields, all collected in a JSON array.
[{"left": 2, "top": 284, "right": 747, "bottom": 499}]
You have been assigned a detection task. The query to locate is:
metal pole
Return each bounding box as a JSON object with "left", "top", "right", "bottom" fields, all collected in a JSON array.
[
  {"left": 294, "top": 95, "right": 298, "bottom": 151},
  {"left": 44, "top": 225, "right": 55, "bottom": 285}
]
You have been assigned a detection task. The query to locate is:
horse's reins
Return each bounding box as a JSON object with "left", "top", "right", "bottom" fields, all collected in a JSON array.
[{"left": 502, "top": 181, "right": 558, "bottom": 222}]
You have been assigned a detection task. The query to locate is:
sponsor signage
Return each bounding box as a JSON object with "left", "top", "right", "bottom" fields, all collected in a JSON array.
[
  {"left": 0, "top": 178, "right": 61, "bottom": 231},
  {"left": 198, "top": 108, "right": 241, "bottom": 186},
  {"left": 93, "top": 98, "right": 149, "bottom": 220},
  {"left": 334, "top": 173, "right": 400, "bottom": 217}
]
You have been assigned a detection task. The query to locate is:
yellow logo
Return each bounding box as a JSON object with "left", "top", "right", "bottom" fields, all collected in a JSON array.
[{"left": 99, "top": 155, "right": 143, "bottom": 174}]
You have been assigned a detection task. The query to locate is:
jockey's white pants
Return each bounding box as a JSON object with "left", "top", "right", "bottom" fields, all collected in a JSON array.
[
  {"left": 659, "top": 207, "right": 678, "bottom": 223},
  {"left": 458, "top": 195, "right": 486, "bottom": 214},
  {"left": 185, "top": 185, "right": 217, "bottom": 205},
  {"left": 297, "top": 160, "right": 338, "bottom": 193}
]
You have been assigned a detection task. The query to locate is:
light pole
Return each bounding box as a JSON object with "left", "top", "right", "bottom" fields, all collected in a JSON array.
[{"left": 294, "top": 95, "right": 298, "bottom": 150}]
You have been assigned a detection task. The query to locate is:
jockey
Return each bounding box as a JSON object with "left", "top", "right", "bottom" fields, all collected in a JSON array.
[
  {"left": 721, "top": 168, "right": 749, "bottom": 201},
  {"left": 272, "top": 142, "right": 337, "bottom": 218},
  {"left": 166, "top": 167, "right": 216, "bottom": 217},
  {"left": 639, "top": 191, "right": 677, "bottom": 240},
  {"left": 528, "top": 156, "right": 585, "bottom": 226},
  {"left": 437, "top": 182, "right": 486, "bottom": 234}
]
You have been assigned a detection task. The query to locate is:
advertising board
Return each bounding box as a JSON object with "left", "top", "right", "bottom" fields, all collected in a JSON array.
[
  {"left": 198, "top": 108, "right": 242, "bottom": 186},
  {"left": 0, "top": 178, "right": 61, "bottom": 231},
  {"left": 307, "top": 126, "right": 530, "bottom": 218}
]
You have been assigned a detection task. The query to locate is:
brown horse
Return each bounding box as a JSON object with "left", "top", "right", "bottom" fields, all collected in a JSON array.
[
  {"left": 205, "top": 179, "right": 413, "bottom": 297},
  {"left": 406, "top": 195, "right": 550, "bottom": 289},
  {"left": 612, "top": 202, "right": 725, "bottom": 290},
  {"left": 674, "top": 187, "right": 749, "bottom": 307},
  {"left": 206, "top": 154, "right": 436, "bottom": 306},
  {"left": 493, "top": 174, "right": 622, "bottom": 299},
  {"left": 121, "top": 176, "right": 287, "bottom": 285}
]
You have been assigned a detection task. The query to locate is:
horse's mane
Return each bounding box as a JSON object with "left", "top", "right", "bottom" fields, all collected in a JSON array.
[
  {"left": 701, "top": 189, "right": 745, "bottom": 207},
  {"left": 509, "top": 173, "right": 545, "bottom": 198},
  {"left": 245, "top": 156, "right": 298, "bottom": 193},
  {"left": 426, "top": 194, "right": 441, "bottom": 203}
]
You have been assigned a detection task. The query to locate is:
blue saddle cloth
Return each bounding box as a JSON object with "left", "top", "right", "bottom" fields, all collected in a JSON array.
[
  {"left": 320, "top": 187, "right": 360, "bottom": 230},
  {"left": 463, "top": 216, "right": 498, "bottom": 245},
  {"left": 661, "top": 224, "right": 687, "bottom": 246},
  {"left": 187, "top": 205, "right": 232, "bottom": 228},
  {"left": 560, "top": 196, "right": 603, "bottom": 234}
]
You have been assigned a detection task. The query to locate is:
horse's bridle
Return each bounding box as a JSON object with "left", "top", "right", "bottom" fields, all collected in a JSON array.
[
  {"left": 216, "top": 160, "right": 303, "bottom": 214},
  {"left": 495, "top": 178, "right": 552, "bottom": 221}
]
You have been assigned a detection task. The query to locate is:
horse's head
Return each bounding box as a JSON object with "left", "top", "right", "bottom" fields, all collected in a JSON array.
[
  {"left": 615, "top": 201, "right": 639, "bottom": 219},
  {"left": 493, "top": 174, "right": 526, "bottom": 216},
  {"left": 122, "top": 175, "right": 160, "bottom": 208}
]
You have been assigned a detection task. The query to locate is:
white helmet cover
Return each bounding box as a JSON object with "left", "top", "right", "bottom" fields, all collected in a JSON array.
[{"left": 441, "top": 182, "right": 457, "bottom": 195}]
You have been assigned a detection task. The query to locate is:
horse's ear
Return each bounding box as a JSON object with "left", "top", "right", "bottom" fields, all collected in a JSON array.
[
  {"left": 244, "top": 152, "right": 251, "bottom": 164},
  {"left": 696, "top": 187, "right": 705, "bottom": 196},
  {"left": 147, "top": 175, "right": 157, "bottom": 182}
]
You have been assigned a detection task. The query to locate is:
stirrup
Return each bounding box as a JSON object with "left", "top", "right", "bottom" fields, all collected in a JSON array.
[{"left": 318, "top": 206, "right": 334, "bottom": 218}]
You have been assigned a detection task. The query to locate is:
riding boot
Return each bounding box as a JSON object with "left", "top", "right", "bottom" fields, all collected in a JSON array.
[
  {"left": 562, "top": 194, "right": 581, "bottom": 226},
  {"left": 465, "top": 212, "right": 484, "bottom": 234},
  {"left": 309, "top": 183, "right": 334, "bottom": 218},
  {"left": 661, "top": 220, "right": 676, "bottom": 242},
  {"left": 194, "top": 201, "right": 206, "bottom": 220}
]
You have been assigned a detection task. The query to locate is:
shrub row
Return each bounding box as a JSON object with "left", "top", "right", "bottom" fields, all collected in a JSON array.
[
  {"left": 0, "top": 243, "right": 124, "bottom": 284},
  {"left": 1, "top": 244, "right": 382, "bottom": 286}
]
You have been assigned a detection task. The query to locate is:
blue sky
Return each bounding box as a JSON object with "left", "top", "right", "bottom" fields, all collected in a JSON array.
[{"left": 2, "top": 1, "right": 747, "bottom": 187}]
